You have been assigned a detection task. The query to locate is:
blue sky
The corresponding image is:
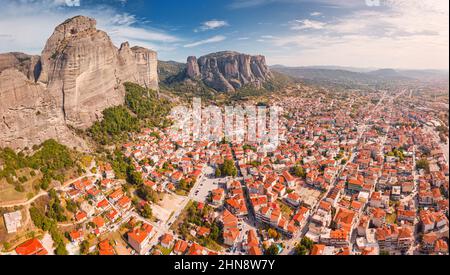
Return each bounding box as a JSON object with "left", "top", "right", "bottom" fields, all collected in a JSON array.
[{"left": 0, "top": 0, "right": 448, "bottom": 69}]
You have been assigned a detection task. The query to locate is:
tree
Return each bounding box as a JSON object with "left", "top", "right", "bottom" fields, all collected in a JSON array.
[
  {"left": 109, "top": 150, "right": 131, "bottom": 180},
  {"left": 79, "top": 240, "right": 90, "bottom": 255},
  {"left": 127, "top": 166, "right": 144, "bottom": 186},
  {"left": 141, "top": 204, "right": 153, "bottom": 219},
  {"left": 29, "top": 206, "right": 53, "bottom": 231},
  {"left": 55, "top": 242, "right": 68, "bottom": 255},
  {"left": 268, "top": 228, "right": 279, "bottom": 240},
  {"left": 179, "top": 222, "right": 189, "bottom": 238},
  {"left": 221, "top": 159, "right": 237, "bottom": 177},
  {"left": 294, "top": 244, "right": 308, "bottom": 255},
  {"left": 65, "top": 200, "right": 78, "bottom": 213},
  {"left": 124, "top": 82, "right": 171, "bottom": 124},
  {"left": 292, "top": 165, "right": 306, "bottom": 178},
  {"left": 265, "top": 244, "right": 279, "bottom": 255},
  {"left": 89, "top": 106, "right": 140, "bottom": 145},
  {"left": 416, "top": 159, "right": 430, "bottom": 172},
  {"left": 150, "top": 132, "right": 160, "bottom": 139},
  {"left": 29, "top": 139, "right": 74, "bottom": 184},
  {"left": 179, "top": 179, "right": 189, "bottom": 191},
  {"left": 215, "top": 167, "right": 222, "bottom": 178},
  {"left": 14, "top": 183, "right": 25, "bottom": 192},
  {"left": 393, "top": 149, "right": 405, "bottom": 161},
  {"left": 243, "top": 144, "right": 257, "bottom": 152},
  {"left": 2, "top": 242, "right": 11, "bottom": 251},
  {"left": 300, "top": 237, "right": 314, "bottom": 250},
  {"left": 47, "top": 193, "right": 67, "bottom": 223},
  {"left": 210, "top": 223, "right": 221, "bottom": 241},
  {"left": 137, "top": 185, "right": 157, "bottom": 203},
  {"left": 1, "top": 139, "right": 75, "bottom": 190}
]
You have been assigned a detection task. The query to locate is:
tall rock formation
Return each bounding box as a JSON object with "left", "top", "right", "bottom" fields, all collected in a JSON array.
[
  {"left": 185, "top": 51, "right": 272, "bottom": 92},
  {"left": 0, "top": 53, "right": 41, "bottom": 81},
  {"left": 0, "top": 68, "right": 82, "bottom": 149},
  {"left": 0, "top": 15, "right": 159, "bottom": 150},
  {"left": 186, "top": 56, "right": 200, "bottom": 79}
]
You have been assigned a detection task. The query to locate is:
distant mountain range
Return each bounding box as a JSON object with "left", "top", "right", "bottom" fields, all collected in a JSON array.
[
  {"left": 271, "top": 65, "right": 449, "bottom": 88},
  {"left": 157, "top": 53, "right": 298, "bottom": 101},
  {"left": 159, "top": 51, "right": 274, "bottom": 94}
]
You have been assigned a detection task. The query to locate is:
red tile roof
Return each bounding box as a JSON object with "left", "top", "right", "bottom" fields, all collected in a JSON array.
[
  {"left": 128, "top": 223, "right": 153, "bottom": 245},
  {"left": 173, "top": 239, "right": 188, "bottom": 254},
  {"left": 98, "top": 240, "right": 115, "bottom": 255},
  {"left": 15, "top": 238, "right": 47, "bottom": 255}
]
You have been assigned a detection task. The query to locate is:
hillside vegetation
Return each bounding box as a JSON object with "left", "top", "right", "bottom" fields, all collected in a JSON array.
[
  {"left": 159, "top": 63, "right": 299, "bottom": 103},
  {"left": 88, "top": 82, "right": 172, "bottom": 145},
  {"left": 0, "top": 140, "right": 78, "bottom": 190},
  {"left": 158, "top": 60, "right": 186, "bottom": 83}
]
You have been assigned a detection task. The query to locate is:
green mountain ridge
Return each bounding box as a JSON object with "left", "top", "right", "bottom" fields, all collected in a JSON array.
[{"left": 157, "top": 60, "right": 298, "bottom": 102}]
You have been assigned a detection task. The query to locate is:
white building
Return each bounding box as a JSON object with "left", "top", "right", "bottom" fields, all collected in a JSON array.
[{"left": 3, "top": 211, "right": 22, "bottom": 234}]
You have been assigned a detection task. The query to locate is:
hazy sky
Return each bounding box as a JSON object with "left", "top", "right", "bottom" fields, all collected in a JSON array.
[{"left": 0, "top": 0, "right": 448, "bottom": 70}]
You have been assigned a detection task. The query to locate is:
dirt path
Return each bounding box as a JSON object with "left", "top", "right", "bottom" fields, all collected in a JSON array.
[
  {"left": 0, "top": 174, "right": 97, "bottom": 208},
  {"left": 0, "top": 191, "right": 47, "bottom": 208}
]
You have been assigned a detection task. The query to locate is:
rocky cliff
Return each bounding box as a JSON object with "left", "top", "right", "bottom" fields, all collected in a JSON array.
[
  {"left": 0, "top": 15, "right": 159, "bottom": 150},
  {"left": 186, "top": 51, "right": 272, "bottom": 92}
]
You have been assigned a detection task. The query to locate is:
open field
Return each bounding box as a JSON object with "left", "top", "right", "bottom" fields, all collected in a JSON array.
[
  {"left": 152, "top": 193, "right": 186, "bottom": 224},
  {"left": 169, "top": 200, "right": 194, "bottom": 233},
  {"left": 0, "top": 169, "right": 42, "bottom": 204}
]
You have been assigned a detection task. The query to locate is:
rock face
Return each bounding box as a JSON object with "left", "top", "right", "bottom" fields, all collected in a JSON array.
[
  {"left": 186, "top": 56, "right": 200, "bottom": 79},
  {"left": 186, "top": 51, "right": 272, "bottom": 92},
  {"left": 0, "top": 69, "right": 85, "bottom": 149},
  {"left": 0, "top": 15, "right": 159, "bottom": 150},
  {"left": 0, "top": 52, "right": 41, "bottom": 82}
]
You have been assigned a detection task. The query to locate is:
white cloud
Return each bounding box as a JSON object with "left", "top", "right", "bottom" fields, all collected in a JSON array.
[
  {"left": 229, "top": 0, "right": 277, "bottom": 9},
  {"left": 184, "top": 35, "right": 226, "bottom": 48},
  {"left": 261, "top": 35, "right": 276, "bottom": 39},
  {"left": 310, "top": 12, "right": 322, "bottom": 16},
  {"left": 290, "top": 19, "right": 326, "bottom": 30},
  {"left": 195, "top": 20, "right": 229, "bottom": 32},
  {"left": 105, "top": 25, "right": 179, "bottom": 43},
  {"left": 269, "top": 0, "right": 449, "bottom": 69},
  {"left": 229, "top": 0, "right": 365, "bottom": 9},
  {"left": 0, "top": 0, "right": 180, "bottom": 54},
  {"left": 109, "top": 13, "right": 136, "bottom": 26}
]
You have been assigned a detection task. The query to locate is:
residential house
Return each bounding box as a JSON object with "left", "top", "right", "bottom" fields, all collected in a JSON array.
[{"left": 127, "top": 223, "right": 153, "bottom": 255}]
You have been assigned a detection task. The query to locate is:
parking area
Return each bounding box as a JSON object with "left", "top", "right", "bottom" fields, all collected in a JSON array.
[{"left": 190, "top": 166, "right": 225, "bottom": 203}]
